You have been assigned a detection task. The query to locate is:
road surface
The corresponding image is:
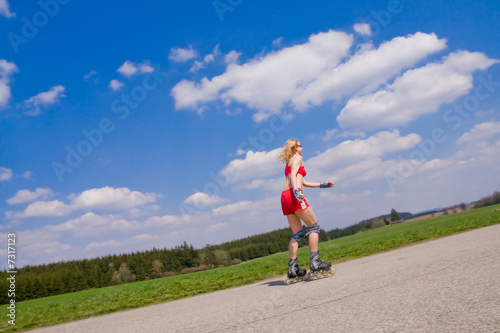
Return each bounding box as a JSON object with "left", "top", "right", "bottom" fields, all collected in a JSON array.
[{"left": 32, "top": 224, "right": 500, "bottom": 332}]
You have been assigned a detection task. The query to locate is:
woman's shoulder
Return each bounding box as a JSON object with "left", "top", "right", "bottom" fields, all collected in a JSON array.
[{"left": 289, "top": 154, "right": 303, "bottom": 164}]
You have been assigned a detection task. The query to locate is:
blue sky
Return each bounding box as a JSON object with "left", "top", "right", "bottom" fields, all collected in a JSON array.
[{"left": 1, "top": 0, "right": 499, "bottom": 269}]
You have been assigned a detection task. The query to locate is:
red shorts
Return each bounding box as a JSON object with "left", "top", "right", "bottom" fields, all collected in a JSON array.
[{"left": 281, "top": 188, "right": 309, "bottom": 215}]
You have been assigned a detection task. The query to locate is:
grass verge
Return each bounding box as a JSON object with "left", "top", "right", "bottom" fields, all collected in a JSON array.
[{"left": 2, "top": 204, "right": 499, "bottom": 332}]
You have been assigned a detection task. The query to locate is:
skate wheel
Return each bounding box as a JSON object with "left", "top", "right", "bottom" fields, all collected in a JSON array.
[
  {"left": 313, "top": 271, "right": 322, "bottom": 279},
  {"left": 284, "top": 278, "right": 292, "bottom": 285},
  {"left": 329, "top": 267, "right": 336, "bottom": 276},
  {"left": 322, "top": 270, "right": 329, "bottom": 277}
]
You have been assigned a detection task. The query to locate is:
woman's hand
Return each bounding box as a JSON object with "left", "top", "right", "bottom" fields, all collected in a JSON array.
[{"left": 293, "top": 188, "right": 304, "bottom": 203}]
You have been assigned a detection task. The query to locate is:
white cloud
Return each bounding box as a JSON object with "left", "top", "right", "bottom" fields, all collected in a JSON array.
[
  {"left": 224, "top": 50, "right": 241, "bottom": 65},
  {"left": 454, "top": 124, "right": 500, "bottom": 165},
  {"left": 183, "top": 192, "right": 225, "bottom": 208},
  {"left": 0, "top": 0, "right": 15, "bottom": 18},
  {"left": 307, "top": 130, "right": 421, "bottom": 173},
  {"left": 15, "top": 229, "right": 70, "bottom": 266},
  {"left": 131, "top": 234, "right": 157, "bottom": 241},
  {"left": 144, "top": 214, "right": 184, "bottom": 227},
  {"left": 189, "top": 45, "right": 221, "bottom": 73},
  {"left": 23, "top": 85, "right": 66, "bottom": 116},
  {"left": 322, "top": 128, "right": 339, "bottom": 141},
  {"left": 332, "top": 158, "right": 390, "bottom": 184},
  {"left": 210, "top": 198, "right": 279, "bottom": 228},
  {"left": 0, "top": 219, "right": 20, "bottom": 231},
  {"left": 0, "top": 166, "right": 13, "bottom": 181},
  {"left": 293, "top": 32, "right": 447, "bottom": 111},
  {"left": 457, "top": 121, "right": 500, "bottom": 144},
  {"left": 83, "top": 70, "right": 98, "bottom": 80},
  {"left": 109, "top": 79, "right": 124, "bottom": 91},
  {"left": 139, "top": 61, "right": 155, "bottom": 74},
  {"left": 46, "top": 212, "right": 141, "bottom": 236},
  {"left": 207, "top": 222, "right": 230, "bottom": 232},
  {"left": 17, "top": 200, "right": 72, "bottom": 218},
  {"left": 128, "top": 204, "right": 160, "bottom": 218},
  {"left": 0, "top": 59, "right": 18, "bottom": 109},
  {"left": 86, "top": 240, "right": 121, "bottom": 251},
  {"left": 117, "top": 61, "right": 137, "bottom": 76},
  {"left": 353, "top": 23, "right": 371, "bottom": 36},
  {"left": 7, "top": 188, "right": 54, "bottom": 204},
  {"left": 419, "top": 159, "right": 452, "bottom": 172},
  {"left": 9, "top": 187, "right": 159, "bottom": 219},
  {"left": 172, "top": 30, "right": 353, "bottom": 120},
  {"left": 171, "top": 31, "right": 448, "bottom": 122},
  {"left": 189, "top": 61, "right": 205, "bottom": 73},
  {"left": 169, "top": 46, "right": 198, "bottom": 62},
  {"left": 70, "top": 186, "right": 158, "bottom": 211},
  {"left": 272, "top": 37, "right": 284, "bottom": 48},
  {"left": 117, "top": 60, "right": 154, "bottom": 77},
  {"left": 220, "top": 148, "right": 282, "bottom": 184},
  {"left": 338, "top": 51, "right": 499, "bottom": 131},
  {"left": 212, "top": 201, "right": 253, "bottom": 216},
  {"left": 140, "top": 62, "right": 155, "bottom": 73}
]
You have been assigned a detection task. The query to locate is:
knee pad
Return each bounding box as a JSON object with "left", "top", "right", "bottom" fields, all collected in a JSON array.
[
  {"left": 291, "top": 230, "right": 304, "bottom": 243},
  {"left": 306, "top": 223, "right": 320, "bottom": 236}
]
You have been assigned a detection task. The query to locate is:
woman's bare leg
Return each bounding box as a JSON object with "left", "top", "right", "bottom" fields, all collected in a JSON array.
[{"left": 286, "top": 214, "right": 302, "bottom": 259}]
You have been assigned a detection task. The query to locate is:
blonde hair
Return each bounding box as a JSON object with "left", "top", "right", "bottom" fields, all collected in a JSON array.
[{"left": 278, "top": 139, "right": 300, "bottom": 164}]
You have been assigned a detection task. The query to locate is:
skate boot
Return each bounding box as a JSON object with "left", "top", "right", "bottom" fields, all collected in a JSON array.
[
  {"left": 287, "top": 258, "right": 307, "bottom": 278},
  {"left": 309, "top": 252, "right": 335, "bottom": 279},
  {"left": 284, "top": 259, "right": 308, "bottom": 285}
]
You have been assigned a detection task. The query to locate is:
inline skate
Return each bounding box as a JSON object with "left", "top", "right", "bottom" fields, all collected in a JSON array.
[{"left": 308, "top": 252, "right": 336, "bottom": 280}]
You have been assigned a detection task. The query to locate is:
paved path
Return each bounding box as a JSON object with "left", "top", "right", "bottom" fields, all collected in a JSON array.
[{"left": 33, "top": 225, "right": 500, "bottom": 333}]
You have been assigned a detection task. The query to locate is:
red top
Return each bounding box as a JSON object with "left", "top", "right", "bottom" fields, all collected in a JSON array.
[{"left": 285, "top": 164, "right": 307, "bottom": 177}]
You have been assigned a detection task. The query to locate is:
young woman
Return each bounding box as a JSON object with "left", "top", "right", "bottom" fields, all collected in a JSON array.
[{"left": 278, "top": 139, "right": 334, "bottom": 280}]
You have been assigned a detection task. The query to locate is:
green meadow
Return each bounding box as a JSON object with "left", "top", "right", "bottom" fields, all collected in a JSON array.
[{"left": 2, "top": 204, "right": 499, "bottom": 332}]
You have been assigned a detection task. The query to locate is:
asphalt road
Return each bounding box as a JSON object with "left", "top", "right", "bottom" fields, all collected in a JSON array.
[{"left": 32, "top": 224, "right": 500, "bottom": 333}]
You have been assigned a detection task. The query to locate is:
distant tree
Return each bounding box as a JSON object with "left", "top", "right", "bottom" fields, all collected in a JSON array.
[
  {"left": 214, "top": 250, "right": 232, "bottom": 267},
  {"left": 112, "top": 263, "right": 136, "bottom": 285},
  {"left": 201, "top": 245, "right": 216, "bottom": 268},
  {"left": 371, "top": 217, "right": 386, "bottom": 229},
  {"left": 390, "top": 208, "right": 401, "bottom": 222},
  {"left": 474, "top": 191, "right": 500, "bottom": 208},
  {"left": 230, "top": 258, "right": 242, "bottom": 266},
  {"left": 151, "top": 260, "right": 163, "bottom": 279},
  {"left": 319, "top": 229, "right": 329, "bottom": 242}
]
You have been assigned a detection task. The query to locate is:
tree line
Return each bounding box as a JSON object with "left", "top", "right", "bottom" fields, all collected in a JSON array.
[
  {"left": 0, "top": 242, "right": 199, "bottom": 304},
  {"left": 473, "top": 191, "right": 500, "bottom": 208}
]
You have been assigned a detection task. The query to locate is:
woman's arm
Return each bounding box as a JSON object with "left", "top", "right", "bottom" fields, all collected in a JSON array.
[
  {"left": 303, "top": 180, "right": 334, "bottom": 188},
  {"left": 303, "top": 180, "right": 320, "bottom": 188}
]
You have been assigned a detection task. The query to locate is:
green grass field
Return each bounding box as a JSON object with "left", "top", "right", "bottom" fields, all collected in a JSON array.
[{"left": 2, "top": 204, "right": 499, "bottom": 332}]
